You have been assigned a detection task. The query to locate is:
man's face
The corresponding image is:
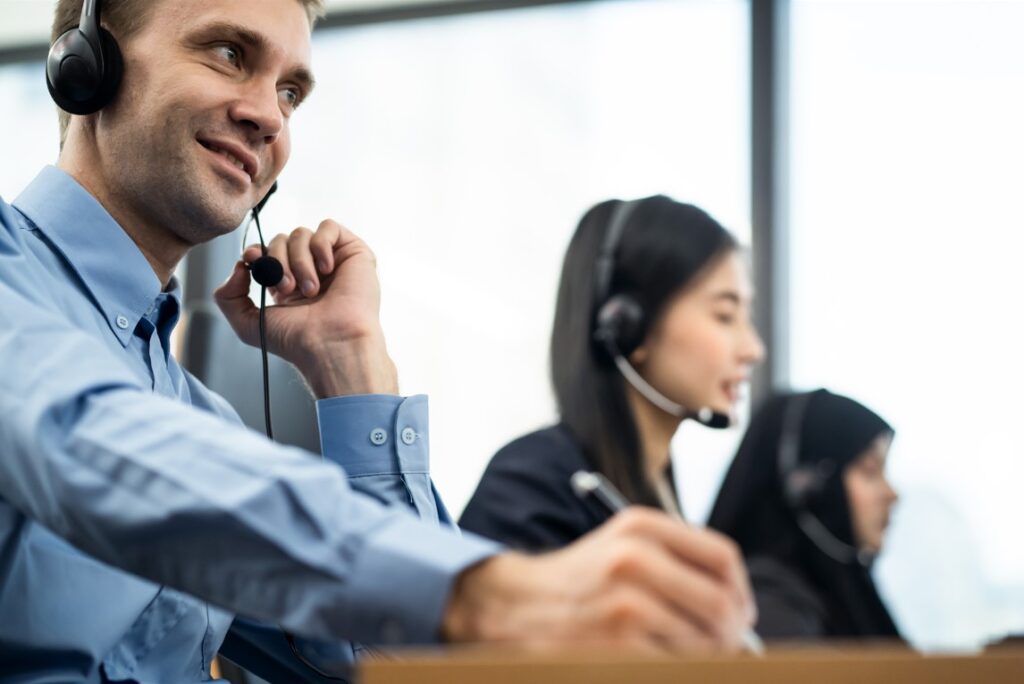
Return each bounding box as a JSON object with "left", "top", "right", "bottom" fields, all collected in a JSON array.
[{"left": 93, "top": 0, "right": 314, "bottom": 245}]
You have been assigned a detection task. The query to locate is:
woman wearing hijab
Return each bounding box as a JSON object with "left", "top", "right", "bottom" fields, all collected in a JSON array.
[
  {"left": 459, "top": 195, "right": 764, "bottom": 549},
  {"left": 707, "top": 389, "right": 903, "bottom": 641}
]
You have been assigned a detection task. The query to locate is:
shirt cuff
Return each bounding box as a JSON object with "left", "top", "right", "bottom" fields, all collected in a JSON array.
[{"left": 316, "top": 394, "right": 428, "bottom": 477}]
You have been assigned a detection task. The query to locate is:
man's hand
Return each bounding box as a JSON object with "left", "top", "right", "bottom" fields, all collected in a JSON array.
[
  {"left": 214, "top": 220, "right": 398, "bottom": 398},
  {"left": 443, "top": 508, "right": 756, "bottom": 654}
]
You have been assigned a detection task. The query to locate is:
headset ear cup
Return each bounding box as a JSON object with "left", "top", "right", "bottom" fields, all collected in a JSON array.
[
  {"left": 594, "top": 294, "right": 645, "bottom": 357},
  {"left": 94, "top": 27, "right": 124, "bottom": 112},
  {"left": 784, "top": 466, "right": 817, "bottom": 510},
  {"left": 47, "top": 28, "right": 93, "bottom": 113},
  {"left": 785, "top": 457, "right": 836, "bottom": 510},
  {"left": 46, "top": 26, "right": 123, "bottom": 116}
]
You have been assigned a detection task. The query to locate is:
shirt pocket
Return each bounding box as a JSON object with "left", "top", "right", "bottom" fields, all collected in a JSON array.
[{"left": 99, "top": 586, "right": 192, "bottom": 682}]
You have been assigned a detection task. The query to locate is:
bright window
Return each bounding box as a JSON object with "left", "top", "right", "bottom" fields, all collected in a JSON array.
[
  {"left": 788, "top": 0, "right": 1024, "bottom": 649},
  {"left": 0, "top": 1, "right": 750, "bottom": 520},
  {"left": 277, "top": 0, "right": 751, "bottom": 514},
  {"left": 0, "top": 62, "right": 59, "bottom": 198}
]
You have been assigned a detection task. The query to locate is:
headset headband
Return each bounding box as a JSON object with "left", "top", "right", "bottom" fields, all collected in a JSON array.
[{"left": 593, "top": 199, "right": 639, "bottom": 308}]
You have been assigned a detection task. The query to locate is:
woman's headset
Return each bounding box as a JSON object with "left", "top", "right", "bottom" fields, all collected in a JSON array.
[
  {"left": 777, "top": 393, "right": 868, "bottom": 565},
  {"left": 592, "top": 200, "right": 647, "bottom": 358},
  {"left": 591, "top": 199, "right": 729, "bottom": 428}
]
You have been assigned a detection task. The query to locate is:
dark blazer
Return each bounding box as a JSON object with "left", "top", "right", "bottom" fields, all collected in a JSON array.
[
  {"left": 459, "top": 425, "right": 612, "bottom": 551},
  {"left": 744, "top": 556, "right": 830, "bottom": 639},
  {"left": 462, "top": 424, "right": 876, "bottom": 643}
]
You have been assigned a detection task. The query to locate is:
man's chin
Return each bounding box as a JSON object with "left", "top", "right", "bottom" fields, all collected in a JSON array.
[
  {"left": 176, "top": 202, "right": 252, "bottom": 246},
  {"left": 197, "top": 166, "right": 260, "bottom": 216}
]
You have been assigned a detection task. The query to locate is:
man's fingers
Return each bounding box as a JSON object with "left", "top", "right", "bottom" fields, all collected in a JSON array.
[
  {"left": 286, "top": 227, "right": 322, "bottom": 297},
  {"left": 320, "top": 220, "right": 377, "bottom": 273},
  {"left": 265, "top": 233, "right": 295, "bottom": 295},
  {"left": 245, "top": 222, "right": 351, "bottom": 300},
  {"left": 310, "top": 219, "right": 343, "bottom": 275},
  {"left": 212, "top": 261, "right": 258, "bottom": 344},
  {"left": 242, "top": 244, "right": 263, "bottom": 263}
]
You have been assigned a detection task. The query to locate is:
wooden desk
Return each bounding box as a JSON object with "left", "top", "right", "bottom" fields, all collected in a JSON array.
[{"left": 361, "top": 645, "right": 1024, "bottom": 683}]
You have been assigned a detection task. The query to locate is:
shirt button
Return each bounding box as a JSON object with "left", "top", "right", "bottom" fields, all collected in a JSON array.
[
  {"left": 115, "top": 315, "right": 130, "bottom": 330},
  {"left": 369, "top": 428, "right": 388, "bottom": 446},
  {"left": 401, "top": 427, "right": 417, "bottom": 445}
]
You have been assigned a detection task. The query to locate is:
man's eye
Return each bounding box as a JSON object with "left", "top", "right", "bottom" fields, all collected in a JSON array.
[
  {"left": 280, "top": 88, "right": 301, "bottom": 110},
  {"left": 214, "top": 44, "right": 241, "bottom": 66}
]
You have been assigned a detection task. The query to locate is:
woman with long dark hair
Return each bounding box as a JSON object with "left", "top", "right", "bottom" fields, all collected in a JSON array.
[
  {"left": 707, "top": 389, "right": 903, "bottom": 640},
  {"left": 460, "top": 195, "right": 764, "bottom": 549}
]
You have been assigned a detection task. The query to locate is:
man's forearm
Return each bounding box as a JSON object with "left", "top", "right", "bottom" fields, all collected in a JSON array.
[{"left": 297, "top": 330, "right": 399, "bottom": 398}]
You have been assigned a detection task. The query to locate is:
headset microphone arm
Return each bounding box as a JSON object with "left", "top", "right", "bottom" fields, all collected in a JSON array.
[{"left": 610, "top": 351, "right": 731, "bottom": 429}]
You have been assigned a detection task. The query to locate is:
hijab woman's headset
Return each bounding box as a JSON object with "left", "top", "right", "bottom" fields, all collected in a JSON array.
[
  {"left": 48, "top": 3, "right": 346, "bottom": 678},
  {"left": 591, "top": 199, "right": 731, "bottom": 429},
  {"left": 777, "top": 393, "right": 871, "bottom": 566}
]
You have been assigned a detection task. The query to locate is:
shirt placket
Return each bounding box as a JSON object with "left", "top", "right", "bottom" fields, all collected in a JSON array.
[{"left": 135, "top": 300, "right": 177, "bottom": 399}]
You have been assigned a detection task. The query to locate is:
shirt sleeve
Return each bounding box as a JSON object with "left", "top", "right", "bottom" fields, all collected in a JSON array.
[
  {"left": 223, "top": 394, "right": 458, "bottom": 682},
  {"left": 0, "top": 200, "right": 501, "bottom": 648}
]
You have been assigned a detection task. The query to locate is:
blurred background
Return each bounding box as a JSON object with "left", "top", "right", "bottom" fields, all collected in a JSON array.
[{"left": 1, "top": 0, "right": 1022, "bottom": 653}]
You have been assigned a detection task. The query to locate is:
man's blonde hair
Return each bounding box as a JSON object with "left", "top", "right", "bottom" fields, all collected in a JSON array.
[{"left": 52, "top": 0, "right": 326, "bottom": 148}]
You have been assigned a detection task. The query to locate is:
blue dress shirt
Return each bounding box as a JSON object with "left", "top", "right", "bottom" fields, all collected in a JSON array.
[{"left": 0, "top": 167, "right": 499, "bottom": 682}]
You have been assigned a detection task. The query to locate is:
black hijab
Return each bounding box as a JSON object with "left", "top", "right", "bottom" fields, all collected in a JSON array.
[{"left": 707, "top": 389, "right": 902, "bottom": 639}]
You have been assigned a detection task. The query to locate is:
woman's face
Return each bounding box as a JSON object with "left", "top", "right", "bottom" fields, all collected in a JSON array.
[
  {"left": 631, "top": 251, "right": 765, "bottom": 417},
  {"left": 844, "top": 435, "right": 898, "bottom": 553}
]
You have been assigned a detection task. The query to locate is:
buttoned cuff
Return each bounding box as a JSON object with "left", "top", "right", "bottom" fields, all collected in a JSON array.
[{"left": 316, "top": 394, "right": 428, "bottom": 476}]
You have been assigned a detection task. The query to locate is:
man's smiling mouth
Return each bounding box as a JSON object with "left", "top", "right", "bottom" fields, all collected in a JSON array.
[{"left": 197, "top": 138, "right": 257, "bottom": 182}]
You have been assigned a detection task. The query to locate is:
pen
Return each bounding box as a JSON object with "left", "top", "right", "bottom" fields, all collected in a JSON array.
[{"left": 570, "top": 470, "right": 766, "bottom": 656}]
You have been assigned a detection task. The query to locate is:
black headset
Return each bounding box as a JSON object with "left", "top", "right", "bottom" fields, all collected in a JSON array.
[
  {"left": 249, "top": 185, "right": 285, "bottom": 289},
  {"left": 777, "top": 393, "right": 866, "bottom": 565},
  {"left": 591, "top": 199, "right": 730, "bottom": 428},
  {"left": 245, "top": 182, "right": 284, "bottom": 440},
  {"left": 592, "top": 199, "right": 647, "bottom": 359},
  {"left": 47, "top": 0, "right": 123, "bottom": 116}
]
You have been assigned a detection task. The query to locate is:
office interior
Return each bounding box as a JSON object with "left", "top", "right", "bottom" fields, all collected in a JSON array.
[{"left": 1, "top": 0, "right": 1021, "bottom": 663}]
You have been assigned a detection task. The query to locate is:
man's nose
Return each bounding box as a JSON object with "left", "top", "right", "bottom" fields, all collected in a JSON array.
[{"left": 228, "top": 79, "right": 284, "bottom": 145}]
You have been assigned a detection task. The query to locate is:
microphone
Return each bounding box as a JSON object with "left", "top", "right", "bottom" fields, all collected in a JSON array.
[
  {"left": 695, "top": 406, "right": 731, "bottom": 430},
  {"left": 250, "top": 255, "right": 283, "bottom": 288},
  {"left": 254, "top": 180, "right": 277, "bottom": 215},
  {"left": 610, "top": 353, "right": 731, "bottom": 429},
  {"left": 248, "top": 182, "right": 283, "bottom": 288}
]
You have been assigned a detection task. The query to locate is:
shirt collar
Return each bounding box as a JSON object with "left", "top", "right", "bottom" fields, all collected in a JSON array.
[
  {"left": 12, "top": 166, "right": 182, "bottom": 347},
  {"left": 136, "top": 292, "right": 182, "bottom": 362}
]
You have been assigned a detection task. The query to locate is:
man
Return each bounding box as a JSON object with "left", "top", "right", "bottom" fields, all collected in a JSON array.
[{"left": 0, "top": 0, "right": 756, "bottom": 680}]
